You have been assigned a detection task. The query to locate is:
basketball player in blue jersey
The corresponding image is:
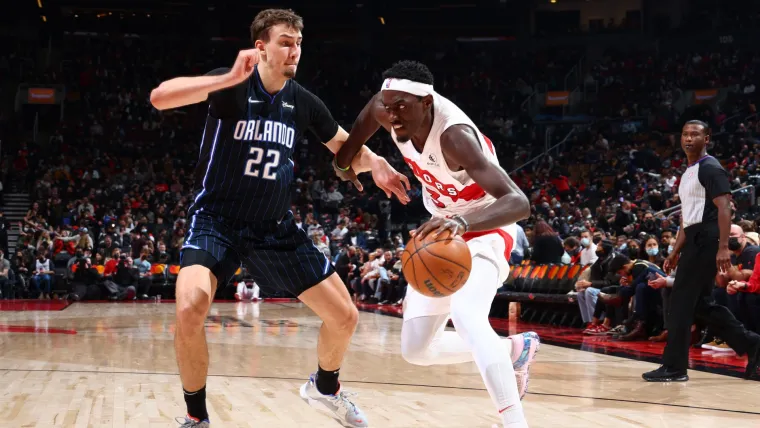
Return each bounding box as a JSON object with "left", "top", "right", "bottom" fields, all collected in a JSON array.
[{"left": 150, "top": 9, "right": 409, "bottom": 428}]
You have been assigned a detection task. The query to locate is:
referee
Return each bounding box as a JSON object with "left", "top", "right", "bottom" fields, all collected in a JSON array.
[{"left": 643, "top": 120, "right": 760, "bottom": 382}]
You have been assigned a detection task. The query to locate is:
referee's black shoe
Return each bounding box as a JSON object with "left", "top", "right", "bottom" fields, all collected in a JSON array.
[
  {"left": 744, "top": 343, "right": 760, "bottom": 380},
  {"left": 642, "top": 365, "right": 689, "bottom": 382}
]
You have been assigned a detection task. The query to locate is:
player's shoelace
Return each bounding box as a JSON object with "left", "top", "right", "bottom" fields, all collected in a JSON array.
[{"left": 328, "top": 390, "right": 359, "bottom": 413}]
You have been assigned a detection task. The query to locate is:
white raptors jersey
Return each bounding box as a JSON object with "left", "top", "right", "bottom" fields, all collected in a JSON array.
[
  {"left": 391, "top": 92, "right": 499, "bottom": 218},
  {"left": 391, "top": 91, "right": 517, "bottom": 291}
]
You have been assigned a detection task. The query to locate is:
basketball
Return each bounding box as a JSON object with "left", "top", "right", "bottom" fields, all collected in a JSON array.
[{"left": 401, "top": 231, "right": 472, "bottom": 297}]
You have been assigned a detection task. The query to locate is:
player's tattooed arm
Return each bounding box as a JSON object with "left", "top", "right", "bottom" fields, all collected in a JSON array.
[{"left": 440, "top": 125, "right": 530, "bottom": 232}]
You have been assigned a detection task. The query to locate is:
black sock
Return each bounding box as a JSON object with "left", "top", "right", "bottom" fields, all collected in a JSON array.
[
  {"left": 183, "top": 386, "right": 209, "bottom": 422},
  {"left": 316, "top": 365, "right": 340, "bottom": 395}
]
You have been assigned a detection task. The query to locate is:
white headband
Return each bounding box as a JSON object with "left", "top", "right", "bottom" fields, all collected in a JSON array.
[{"left": 381, "top": 78, "right": 434, "bottom": 97}]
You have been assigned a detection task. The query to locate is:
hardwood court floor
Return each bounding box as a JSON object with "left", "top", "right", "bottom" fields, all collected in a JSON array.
[{"left": 0, "top": 301, "right": 758, "bottom": 427}]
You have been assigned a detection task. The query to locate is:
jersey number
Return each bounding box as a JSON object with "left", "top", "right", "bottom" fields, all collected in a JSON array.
[{"left": 244, "top": 147, "right": 280, "bottom": 180}]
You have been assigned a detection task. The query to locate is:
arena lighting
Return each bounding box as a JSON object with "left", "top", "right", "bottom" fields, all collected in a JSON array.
[
  {"left": 550, "top": 0, "right": 557, "bottom": 3},
  {"left": 379, "top": 16, "right": 385, "bottom": 24},
  {"left": 41, "top": 15, "right": 47, "bottom": 22},
  {"left": 37, "top": 0, "right": 42, "bottom": 8}
]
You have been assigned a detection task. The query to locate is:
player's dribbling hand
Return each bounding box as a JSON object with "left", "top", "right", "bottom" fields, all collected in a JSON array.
[
  {"left": 412, "top": 216, "right": 466, "bottom": 240},
  {"left": 227, "top": 49, "right": 260, "bottom": 85}
]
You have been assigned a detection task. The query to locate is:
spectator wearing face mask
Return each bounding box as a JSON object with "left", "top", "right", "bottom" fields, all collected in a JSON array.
[
  {"left": 660, "top": 229, "right": 674, "bottom": 255},
  {"left": 640, "top": 235, "right": 665, "bottom": 268},
  {"left": 714, "top": 224, "right": 759, "bottom": 296},
  {"left": 578, "top": 240, "right": 620, "bottom": 334},
  {"left": 562, "top": 237, "right": 581, "bottom": 264},
  {"left": 626, "top": 239, "right": 641, "bottom": 260},
  {"left": 737, "top": 220, "right": 760, "bottom": 246},
  {"left": 578, "top": 229, "right": 598, "bottom": 266},
  {"left": 726, "top": 256, "right": 760, "bottom": 334},
  {"left": 706, "top": 224, "right": 760, "bottom": 350}
]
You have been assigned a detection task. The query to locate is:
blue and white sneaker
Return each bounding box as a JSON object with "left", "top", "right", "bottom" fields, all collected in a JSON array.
[
  {"left": 508, "top": 331, "right": 541, "bottom": 399},
  {"left": 299, "top": 374, "right": 369, "bottom": 427}
]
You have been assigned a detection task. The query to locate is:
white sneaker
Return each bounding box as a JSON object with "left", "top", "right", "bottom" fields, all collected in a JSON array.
[{"left": 299, "top": 374, "right": 368, "bottom": 427}]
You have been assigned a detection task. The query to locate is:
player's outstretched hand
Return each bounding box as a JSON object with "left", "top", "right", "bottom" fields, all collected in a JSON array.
[
  {"left": 370, "top": 157, "right": 411, "bottom": 204},
  {"left": 412, "top": 216, "right": 466, "bottom": 240},
  {"left": 227, "top": 49, "right": 260, "bottom": 85}
]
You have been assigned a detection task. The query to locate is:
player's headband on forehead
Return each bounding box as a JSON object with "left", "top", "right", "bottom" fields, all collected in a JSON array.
[{"left": 381, "top": 78, "right": 434, "bottom": 97}]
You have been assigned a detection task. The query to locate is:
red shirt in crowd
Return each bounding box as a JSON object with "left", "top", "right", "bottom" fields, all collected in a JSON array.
[
  {"left": 104, "top": 259, "right": 119, "bottom": 276},
  {"left": 550, "top": 176, "right": 570, "bottom": 193}
]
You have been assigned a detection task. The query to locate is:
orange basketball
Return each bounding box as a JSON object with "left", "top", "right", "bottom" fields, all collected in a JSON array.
[{"left": 401, "top": 231, "right": 472, "bottom": 298}]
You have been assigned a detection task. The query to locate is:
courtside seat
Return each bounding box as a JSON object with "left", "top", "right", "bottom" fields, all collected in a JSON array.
[{"left": 495, "top": 263, "right": 584, "bottom": 326}]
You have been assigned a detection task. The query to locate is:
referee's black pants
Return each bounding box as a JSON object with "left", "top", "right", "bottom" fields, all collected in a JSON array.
[{"left": 663, "top": 223, "right": 760, "bottom": 371}]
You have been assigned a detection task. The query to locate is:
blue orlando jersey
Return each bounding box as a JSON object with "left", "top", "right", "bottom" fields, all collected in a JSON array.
[{"left": 189, "top": 66, "right": 339, "bottom": 222}]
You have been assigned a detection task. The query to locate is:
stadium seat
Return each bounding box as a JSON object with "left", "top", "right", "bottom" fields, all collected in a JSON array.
[
  {"left": 535, "top": 264, "right": 560, "bottom": 293},
  {"left": 524, "top": 264, "right": 548, "bottom": 293},
  {"left": 167, "top": 265, "right": 180, "bottom": 282},
  {"left": 504, "top": 265, "right": 522, "bottom": 288},
  {"left": 151, "top": 264, "right": 168, "bottom": 286},
  {"left": 512, "top": 265, "right": 534, "bottom": 292}
]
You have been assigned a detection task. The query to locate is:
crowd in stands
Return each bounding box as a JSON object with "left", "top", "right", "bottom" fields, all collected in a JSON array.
[
  {"left": 548, "top": 218, "right": 760, "bottom": 352},
  {"left": 0, "top": 30, "right": 759, "bottom": 350}
]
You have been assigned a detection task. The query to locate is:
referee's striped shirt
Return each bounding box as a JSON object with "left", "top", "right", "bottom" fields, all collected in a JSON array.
[{"left": 678, "top": 155, "right": 731, "bottom": 228}]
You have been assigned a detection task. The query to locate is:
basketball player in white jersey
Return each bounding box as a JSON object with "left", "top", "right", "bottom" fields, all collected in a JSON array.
[{"left": 334, "top": 61, "right": 538, "bottom": 428}]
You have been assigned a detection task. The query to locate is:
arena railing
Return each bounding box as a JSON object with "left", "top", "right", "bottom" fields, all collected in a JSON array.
[
  {"left": 654, "top": 184, "right": 756, "bottom": 218},
  {"left": 509, "top": 127, "right": 577, "bottom": 175}
]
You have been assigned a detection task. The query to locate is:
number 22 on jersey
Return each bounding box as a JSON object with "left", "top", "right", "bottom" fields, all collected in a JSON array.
[{"left": 244, "top": 147, "right": 280, "bottom": 180}]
